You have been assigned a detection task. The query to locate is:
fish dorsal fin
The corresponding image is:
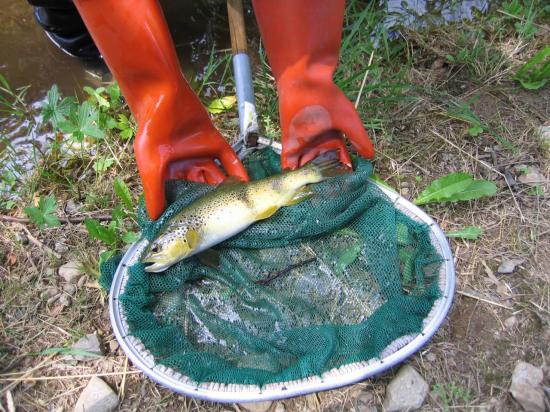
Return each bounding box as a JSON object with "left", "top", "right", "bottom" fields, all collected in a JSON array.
[
  {"left": 197, "top": 249, "right": 220, "bottom": 268},
  {"left": 185, "top": 229, "right": 200, "bottom": 249}
]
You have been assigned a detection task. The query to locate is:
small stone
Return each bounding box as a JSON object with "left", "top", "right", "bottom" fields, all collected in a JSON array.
[
  {"left": 47, "top": 293, "right": 61, "bottom": 305},
  {"left": 431, "top": 58, "right": 446, "bottom": 70},
  {"left": 504, "top": 316, "right": 518, "bottom": 330},
  {"left": 77, "top": 275, "right": 87, "bottom": 288},
  {"left": 41, "top": 287, "right": 58, "bottom": 300},
  {"left": 73, "top": 376, "right": 119, "bottom": 412},
  {"left": 497, "top": 258, "right": 524, "bottom": 274},
  {"left": 70, "top": 334, "right": 104, "bottom": 360},
  {"left": 15, "top": 232, "right": 28, "bottom": 245},
  {"left": 108, "top": 340, "right": 119, "bottom": 353},
  {"left": 54, "top": 242, "right": 69, "bottom": 254},
  {"left": 426, "top": 352, "right": 437, "bottom": 362},
  {"left": 383, "top": 365, "right": 428, "bottom": 412},
  {"left": 63, "top": 284, "right": 76, "bottom": 295},
  {"left": 239, "top": 401, "right": 273, "bottom": 412},
  {"left": 273, "top": 403, "right": 285, "bottom": 412},
  {"left": 59, "top": 261, "right": 84, "bottom": 283},
  {"left": 354, "top": 391, "right": 378, "bottom": 412},
  {"left": 65, "top": 199, "right": 80, "bottom": 215},
  {"left": 401, "top": 187, "right": 410, "bottom": 197},
  {"left": 512, "top": 361, "right": 543, "bottom": 387},
  {"left": 510, "top": 361, "right": 545, "bottom": 412},
  {"left": 536, "top": 125, "right": 550, "bottom": 158},
  {"left": 518, "top": 166, "right": 544, "bottom": 186},
  {"left": 45, "top": 267, "right": 56, "bottom": 277},
  {"left": 58, "top": 294, "right": 71, "bottom": 307}
]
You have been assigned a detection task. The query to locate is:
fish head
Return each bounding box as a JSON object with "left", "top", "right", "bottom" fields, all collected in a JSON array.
[{"left": 142, "top": 231, "right": 194, "bottom": 273}]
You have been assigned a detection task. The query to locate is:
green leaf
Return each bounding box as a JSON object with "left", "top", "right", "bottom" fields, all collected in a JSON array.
[
  {"left": 519, "top": 79, "right": 548, "bottom": 90},
  {"left": 84, "top": 218, "right": 117, "bottom": 245},
  {"left": 107, "top": 83, "right": 122, "bottom": 108},
  {"left": 207, "top": 95, "right": 237, "bottom": 114},
  {"left": 514, "top": 45, "right": 550, "bottom": 90},
  {"left": 114, "top": 178, "right": 133, "bottom": 210},
  {"left": 77, "top": 101, "right": 104, "bottom": 139},
  {"left": 468, "top": 125, "right": 483, "bottom": 137},
  {"left": 449, "top": 180, "right": 497, "bottom": 202},
  {"left": 122, "top": 231, "right": 141, "bottom": 244},
  {"left": 24, "top": 195, "right": 61, "bottom": 229},
  {"left": 119, "top": 128, "right": 134, "bottom": 139},
  {"left": 446, "top": 226, "right": 483, "bottom": 240},
  {"left": 414, "top": 172, "right": 473, "bottom": 205},
  {"left": 334, "top": 243, "right": 362, "bottom": 274},
  {"left": 111, "top": 204, "right": 126, "bottom": 224},
  {"left": 41, "top": 85, "right": 75, "bottom": 128},
  {"left": 99, "top": 250, "right": 116, "bottom": 267},
  {"left": 93, "top": 157, "right": 115, "bottom": 173},
  {"left": 414, "top": 173, "right": 496, "bottom": 205},
  {"left": 84, "top": 86, "right": 109, "bottom": 108}
]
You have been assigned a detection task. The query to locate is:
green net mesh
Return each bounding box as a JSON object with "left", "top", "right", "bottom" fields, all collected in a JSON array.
[{"left": 101, "top": 148, "right": 443, "bottom": 387}]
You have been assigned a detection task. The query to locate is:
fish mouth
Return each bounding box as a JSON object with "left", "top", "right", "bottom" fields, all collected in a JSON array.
[{"left": 142, "top": 253, "right": 177, "bottom": 273}]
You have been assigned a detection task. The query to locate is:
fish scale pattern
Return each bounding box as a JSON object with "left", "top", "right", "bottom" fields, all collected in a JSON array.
[{"left": 100, "top": 148, "right": 443, "bottom": 386}]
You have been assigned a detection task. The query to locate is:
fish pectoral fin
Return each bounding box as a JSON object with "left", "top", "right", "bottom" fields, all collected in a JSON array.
[
  {"left": 255, "top": 205, "right": 280, "bottom": 220},
  {"left": 185, "top": 229, "right": 201, "bottom": 249},
  {"left": 197, "top": 249, "right": 221, "bottom": 269},
  {"left": 284, "top": 186, "right": 315, "bottom": 206},
  {"left": 144, "top": 262, "right": 167, "bottom": 273}
]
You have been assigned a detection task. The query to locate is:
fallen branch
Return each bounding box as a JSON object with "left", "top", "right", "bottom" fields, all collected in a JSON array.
[
  {"left": 0, "top": 370, "right": 142, "bottom": 382},
  {"left": 457, "top": 290, "right": 513, "bottom": 310},
  {"left": 0, "top": 214, "right": 112, "bottom": 224}
]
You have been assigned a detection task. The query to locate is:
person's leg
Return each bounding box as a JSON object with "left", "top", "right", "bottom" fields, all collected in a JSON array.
[
  {"left": 252, "top": 0, "right": 374, "bottom": 169},
  {"left": 73, "top": 0, "right": 248, "bottom": 220},
  {"left": 27, "top": 0, "right": 99, "bottom": 58}
]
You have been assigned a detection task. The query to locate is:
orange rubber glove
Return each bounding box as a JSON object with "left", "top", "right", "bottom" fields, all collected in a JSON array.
[
  {"left": 253, "top": 0, "right": 375, "bottom": 169},
  {"left": 73, "top": 0, "right": 248, "bottom": 220}
]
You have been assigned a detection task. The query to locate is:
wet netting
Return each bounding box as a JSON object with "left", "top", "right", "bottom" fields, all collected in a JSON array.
[{"left": 100, "top": 148, "right": 443, "bottom": 387}]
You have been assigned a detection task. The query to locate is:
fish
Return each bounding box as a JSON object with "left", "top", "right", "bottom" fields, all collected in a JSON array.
[{"left": 142, "top": 159, "right": 343, "bottom": 272}]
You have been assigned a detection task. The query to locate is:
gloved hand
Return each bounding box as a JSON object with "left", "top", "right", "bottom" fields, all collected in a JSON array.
[
  {"left": 74, "top": 0, "right": 248, "bottom": 220},
  {"left": 253, "top": 0, "right": 375, "bottom": 169}
]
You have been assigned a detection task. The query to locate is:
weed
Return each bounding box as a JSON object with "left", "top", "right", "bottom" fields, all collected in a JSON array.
[
  {"left": 0, "top": 73, "right": 30, "bottom": 117},
  {"left": 514, "top": 45, "right": 550, "bottom": 90},
  {"left": 432, "top": 383, "right": 473, "bottom": 411},
  {"left": 84, "top": 178, "right": 139, "bottom": 254},
  {"left": 444, "top": 29, "right": 508, "bottom": 81},
  {"left": 23, "top": 194, "right": 61, "bottom": 229},
  {"left": 501, "top": 0, "right": 542, "bottom": 38},
  {"left": 444, "top": 99, "right": 516, "bottom": 150}
]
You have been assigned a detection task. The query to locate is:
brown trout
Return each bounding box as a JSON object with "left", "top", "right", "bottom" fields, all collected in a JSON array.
[{"left": 142, "top": 160, "right": 341, "bottom": 272}]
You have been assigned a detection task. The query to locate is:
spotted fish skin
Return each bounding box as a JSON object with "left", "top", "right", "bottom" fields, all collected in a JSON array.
[{"left": 142, "top": 160, "right": 340, "bottom": 272}]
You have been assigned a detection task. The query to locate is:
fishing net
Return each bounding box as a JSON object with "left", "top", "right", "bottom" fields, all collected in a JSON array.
[{"left": 101, "top": 148, "right": 443, "bottom": 387}]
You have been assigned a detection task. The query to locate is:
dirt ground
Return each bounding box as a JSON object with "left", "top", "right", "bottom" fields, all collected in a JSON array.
[{"left": 1, "top": 4, "right": 550, "bottom": 412}]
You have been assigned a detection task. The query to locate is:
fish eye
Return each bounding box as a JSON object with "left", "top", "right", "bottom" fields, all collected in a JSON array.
[{"left": 151, "top": 244, "right": 160, "bottom": 253}]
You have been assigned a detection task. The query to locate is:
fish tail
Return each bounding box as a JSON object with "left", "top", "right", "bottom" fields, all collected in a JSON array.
[{"left": 307, "top": 159, "right": 348, "bottom": 179}]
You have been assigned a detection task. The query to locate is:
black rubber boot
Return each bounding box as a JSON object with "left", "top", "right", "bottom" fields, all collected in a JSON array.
[{"left": 27, "top": 0, "right": 100, "bottom": 59}]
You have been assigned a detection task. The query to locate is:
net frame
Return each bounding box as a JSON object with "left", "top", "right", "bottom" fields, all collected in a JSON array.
[{"left": 108, "top": 157, "right": 455, "bottom": 402}]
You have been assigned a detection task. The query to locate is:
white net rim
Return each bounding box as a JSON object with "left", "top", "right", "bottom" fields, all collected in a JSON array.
[{"left": 108, "top": 180, "right": 456, "bottom": 403}]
